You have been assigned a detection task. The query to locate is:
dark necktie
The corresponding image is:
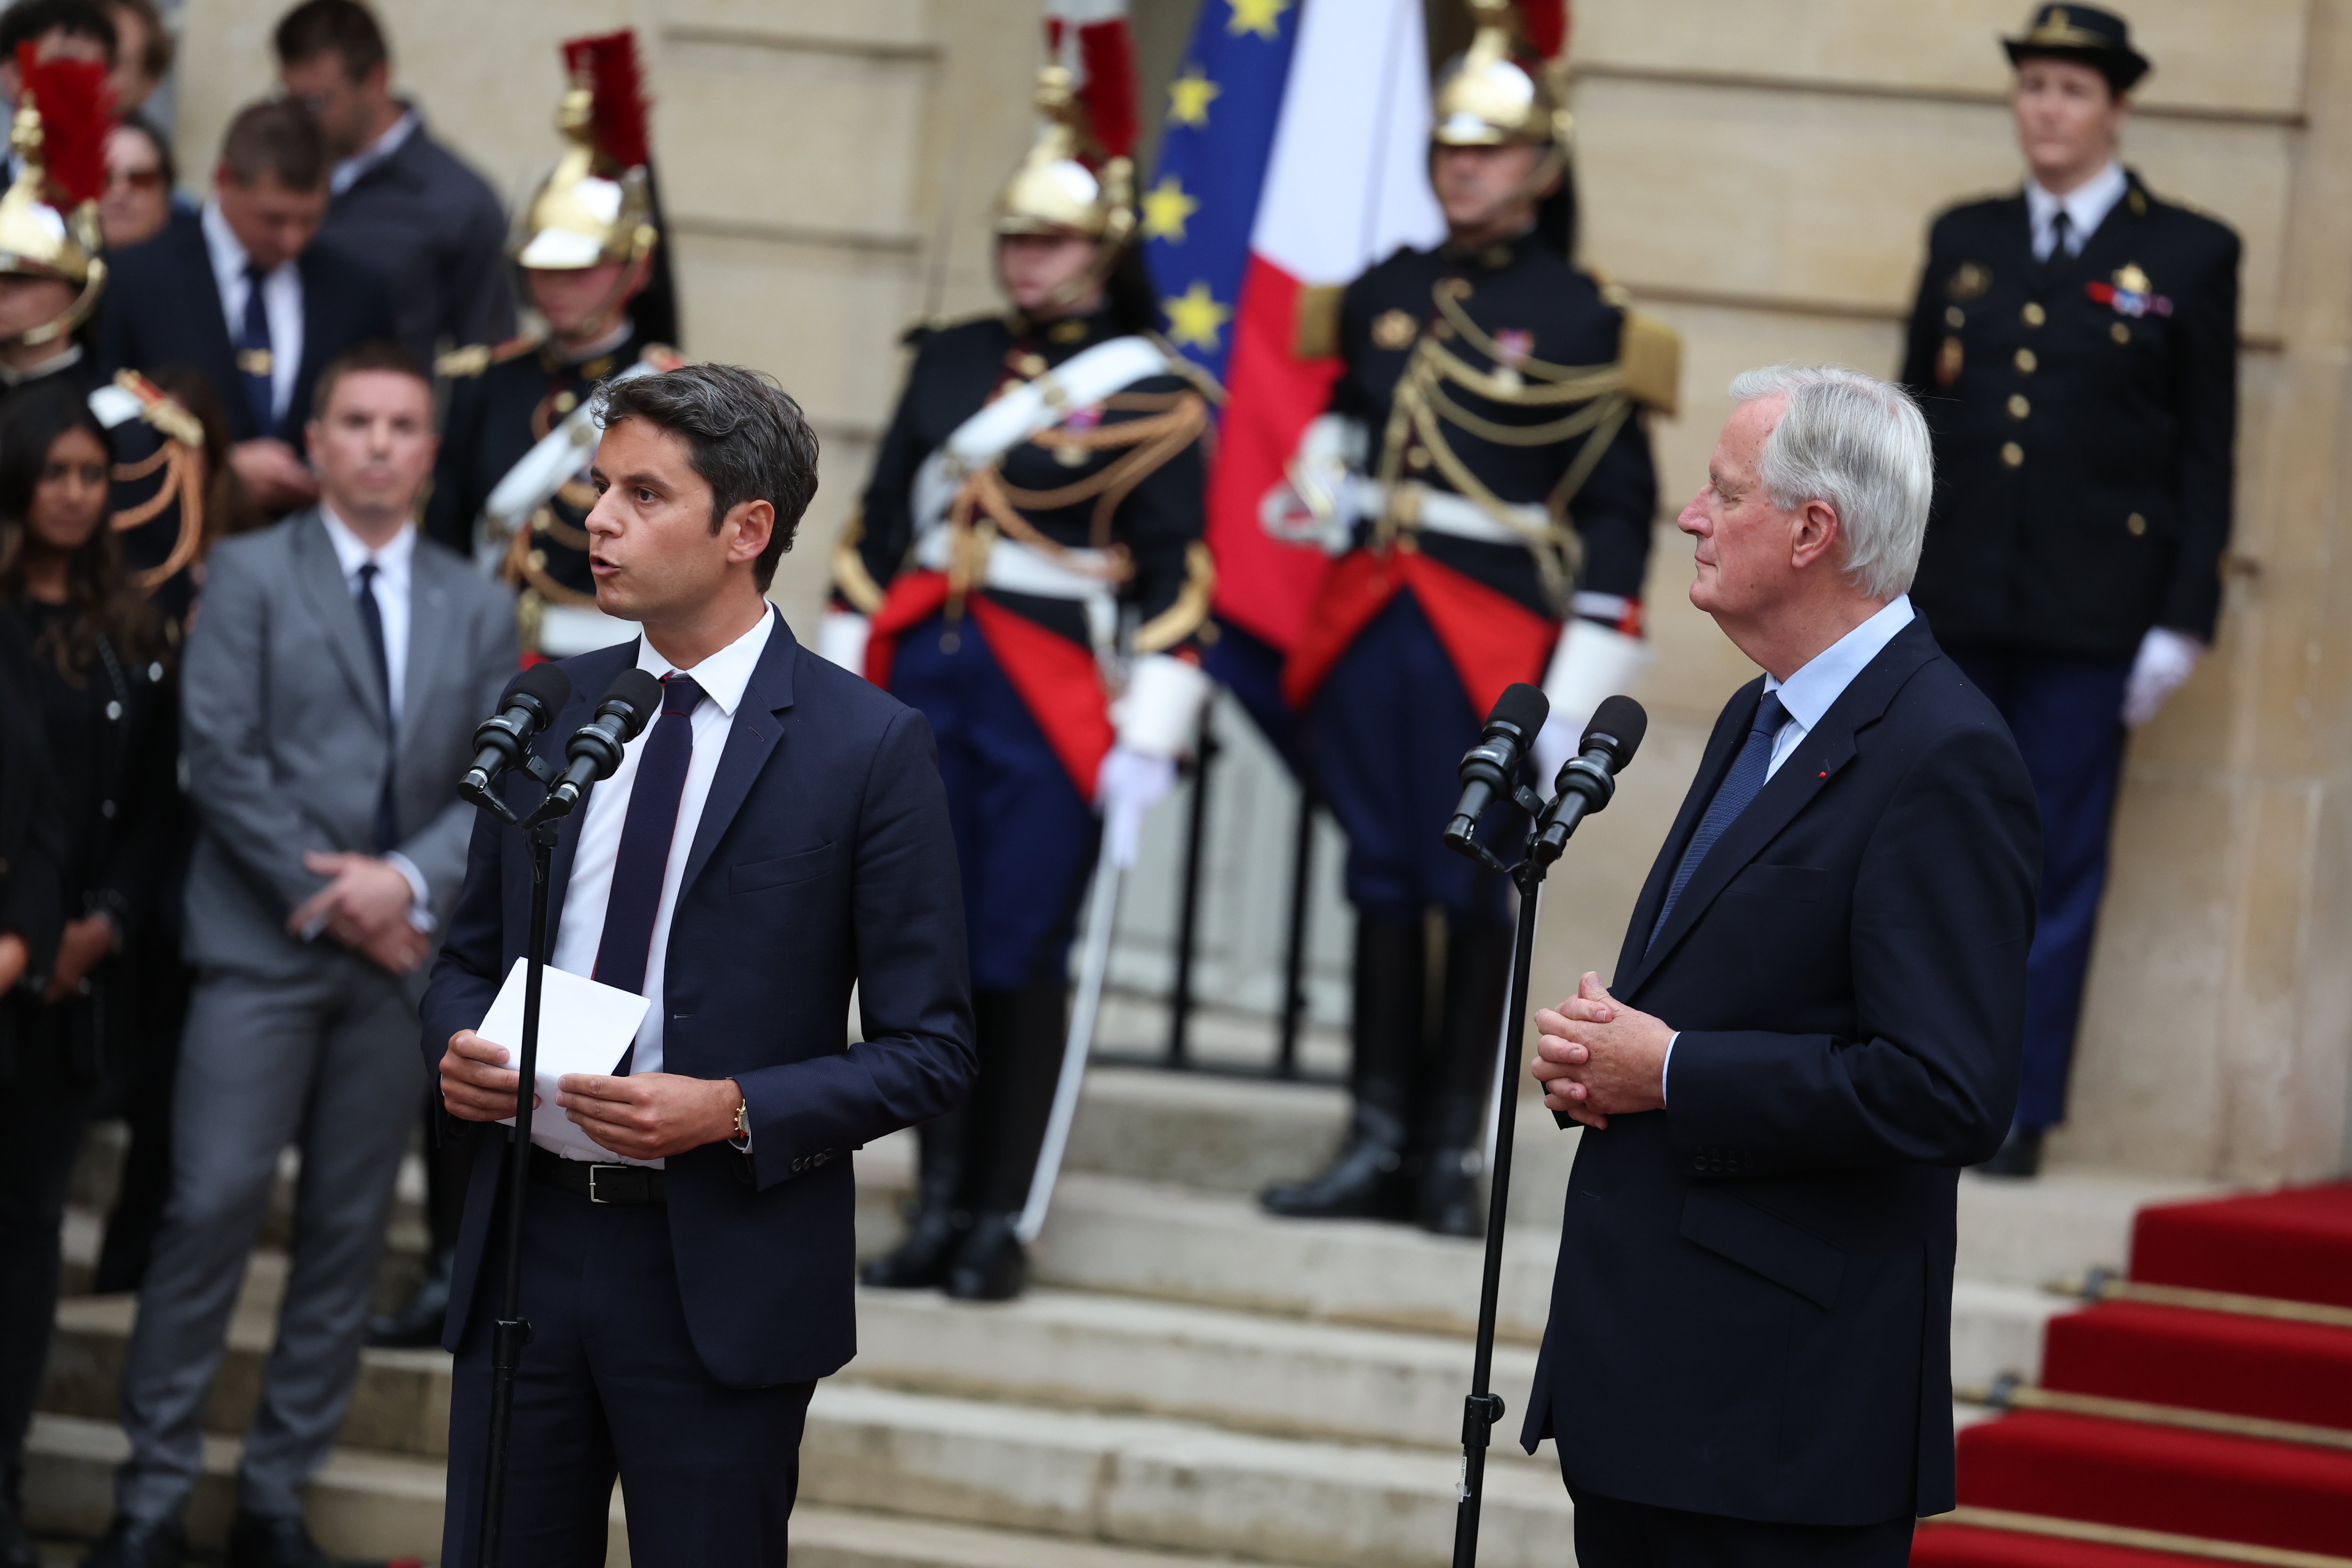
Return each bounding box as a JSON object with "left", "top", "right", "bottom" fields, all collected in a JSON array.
[
  {"left": 592, "top": 673, "right": 703, "bottom": 997},
  {"left": 2046, "top": 208, "right": 2074, "bottom": 266},
  {"left": 351, "top": 562, "right": 398, "bottom": 852},
  {"left": 1648, "top": 691, "right": 1789, "bottom": 950},
  {"left": 236, "top": 259, "right": 275, "bottom": 435}
]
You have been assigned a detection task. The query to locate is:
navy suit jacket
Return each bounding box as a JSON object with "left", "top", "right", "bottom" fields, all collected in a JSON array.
[
  {"left": 95, "top": 209, "right": 394, "bottom": 445},
  {"left": 1520, "top": 614, "right": 2038, "bottom": 1525},
  {"left": 421, "top": 612, "right": 977, "bottom": 1388}
]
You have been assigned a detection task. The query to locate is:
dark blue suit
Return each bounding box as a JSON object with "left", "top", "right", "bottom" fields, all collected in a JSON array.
[
  {"left": 421, "top": 613, "right": 975, "bottom": 1564},
  {"left": 95, "top": 210, "right": 394, "bottom": 446},
  {"left": 1521, "top": 617, "right": 2038, "bottom": 1558}
]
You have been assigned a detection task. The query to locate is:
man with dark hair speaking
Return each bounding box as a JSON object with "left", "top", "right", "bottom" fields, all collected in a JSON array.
[
  {"left": 1519, "top": 366, "right": 2039, "bottom": 1567},
  {"left": 426, "top": 364, "right": 977, "bottom": 1566}
]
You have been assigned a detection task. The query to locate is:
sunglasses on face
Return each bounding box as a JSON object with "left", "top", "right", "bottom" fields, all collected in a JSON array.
[{"left": 109, "top": 167, "right": 163, "bottom": 193}]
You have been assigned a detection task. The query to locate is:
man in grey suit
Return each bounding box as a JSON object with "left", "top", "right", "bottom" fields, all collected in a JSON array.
[{"left": 86, "top": 342, "right": 517, "bottom": 1568}]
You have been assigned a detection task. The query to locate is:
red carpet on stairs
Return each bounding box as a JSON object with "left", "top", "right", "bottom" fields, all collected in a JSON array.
[{"left": 1916, "top": 1181, "right": 2352, "bottom": 1567}]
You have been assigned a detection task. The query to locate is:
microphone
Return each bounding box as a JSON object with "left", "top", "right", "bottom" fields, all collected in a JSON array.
[
  {"left": 1444, "top": 683, "right": 1550, "bottom": 855},
  {"left": 458, "top": 663, "right": 574, "bottom": 815},
  {"left": 1532, "top": 695, "right": 1648, "bottom": 864},
  {"left": 523, "top": 667, "right": 664, "bottom": 827}
]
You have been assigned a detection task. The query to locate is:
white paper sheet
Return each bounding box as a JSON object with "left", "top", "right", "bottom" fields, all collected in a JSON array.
[{"left": 479, "top": 958, "right": 652, "bottom": 1163}]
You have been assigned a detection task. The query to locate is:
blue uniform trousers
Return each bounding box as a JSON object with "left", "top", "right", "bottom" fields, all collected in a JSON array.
[
  {"left": 1310, "top": 593, "right": 1516, "bottom": 928},
  {"left": 1204, "top": 615, "right": 1299, "bottom": 768},
  {"left": 1945, "top": 643, "right": 2132, "bottom": 1131},
  {"left": 889, "top": 613, "right": 1100, "bottom": 993}
]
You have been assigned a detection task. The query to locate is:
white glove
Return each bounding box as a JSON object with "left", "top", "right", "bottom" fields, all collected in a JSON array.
[
  {"left": 1260, "top": 413, "right": 1369, "bottom": 553},
  {"left": 1533, "top": 617, "right": 1652, "bottom": 795},
  {"left": 1096, "top": 745, "right": 1176, "bottom": 870},
  {"left": 2122, "top": 626, "right": 2204, "bottom": 728},
  {"left": 1112, "top": 653, "right": 1214, "bottom": 758},
  {"left": 816, "top": 610, "right": 872, "bottom": 678}
]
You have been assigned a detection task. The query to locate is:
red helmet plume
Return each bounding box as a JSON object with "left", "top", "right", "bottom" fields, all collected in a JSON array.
[
  {"left": 17, "top": 45, "right": 112, "bottom": 208},
  {"left": 560, "top": 29, "right": 651, "bottom": 173}
]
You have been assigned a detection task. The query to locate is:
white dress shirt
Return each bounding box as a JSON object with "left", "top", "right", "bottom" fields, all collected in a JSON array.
[
  {"left": 202, "top": 199, "right": 303, "bottom": 425},
  {"left": 317, "top": 509, "right": 431, "bottom": 927},
  {"left": 543, "top": 609, "right": 777, "bottom": 1163},
  {"left": 1660, "top": 596, "right": 1916, "bottom": 1104},
  {"left": 331, "top": 108, "right": 417, "bottom": 195},
  {"left": 2026, "top": 160, "right": 2127, "bottom": 262}
]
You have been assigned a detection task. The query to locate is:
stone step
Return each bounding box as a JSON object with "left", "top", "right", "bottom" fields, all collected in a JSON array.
[{"left": 790, "top": 1507, "right": 1286, "bottom": 1568}]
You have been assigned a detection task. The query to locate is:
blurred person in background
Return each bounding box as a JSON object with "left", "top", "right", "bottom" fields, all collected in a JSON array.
[
  {"left": 99, "top": 0, "right": 164, "bottom": 113},
  {"left": 97, "top": 97, "right": 393, "bottom": 519},
  {"left": 0, "top": 383, "right": 177, "bottom": 1568},
  {"left": 100, "top": 112, "right": 173, "bottom": 251},
  {"left": 1899, "top": 4, "right": 2241, "bottom": 1176},
  {"left": 276, "top": 0, "right": 514, "bottom": 369},
  {"left": 83, "top": 342, "right": 513, "bottom": 1568}
]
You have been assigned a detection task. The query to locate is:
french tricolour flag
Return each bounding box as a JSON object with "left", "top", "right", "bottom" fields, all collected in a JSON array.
[{"left": 1144, "top": 0, "right": 1444, "bottom": 659}]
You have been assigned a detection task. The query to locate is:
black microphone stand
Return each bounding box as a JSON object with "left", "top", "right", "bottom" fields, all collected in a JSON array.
[
  {"left": 1444, "top": 763, "right": 1608, "bottom": 1568},
  {"left": 457, "top": 756, "right": 564, "bottom": 1568}
]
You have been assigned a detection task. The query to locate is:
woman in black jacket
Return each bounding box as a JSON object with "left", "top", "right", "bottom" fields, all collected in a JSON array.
[{"left": 0, "top": 384, "right": 178, "bottom": 1568}]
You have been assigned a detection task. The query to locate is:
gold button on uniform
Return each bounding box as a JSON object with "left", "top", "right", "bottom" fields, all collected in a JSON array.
[
  {"left": 2127, "top": 512, "right": 2147, "bottom": 535},
  {"left": 2111, "top": 322, "right": 2131, "bottom": 344},
  {"left": 2008, "top": 394, "right": 2030, "bottom": 420},
  {"left": 552, "top": 390, "right": 577, "bottom": 415},
  {"left": 2022, "top": 302, "right": 2046, "bottom": 327},
  {"left": 1945, "top": 306, "right": 1966, "bottom": 329},
  {"left": 1016, "top": 353, "right": 1048, "bottom": 378},
  {"left": 2014, "top": 348, "right": 2037, "bottom": 374},
  {"left": 2001, "top": 441, "right": 2024, "bottom": 468}
]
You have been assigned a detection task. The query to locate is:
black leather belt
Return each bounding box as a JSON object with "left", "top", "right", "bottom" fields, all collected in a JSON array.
[{"left": 530, "top": 1144, "right": 665, "bottom": 1204}]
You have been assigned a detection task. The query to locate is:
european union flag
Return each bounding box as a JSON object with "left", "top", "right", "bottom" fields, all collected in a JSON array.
[{"left": 1142, "top": 0, "right": 1303, "bottom": 389}]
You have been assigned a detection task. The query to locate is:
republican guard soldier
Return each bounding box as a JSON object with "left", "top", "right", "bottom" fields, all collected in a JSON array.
[
  {"left": 424, "top": 29, "right": 679, "bottom": 663},
  {"left": 823, "top": 66, "right": 1215, "bottom": 1302},
  {"left": 1900, "top": 5, "right": 2240, "bottom": 1176},
  {"left": 1256, "top": 0, "right": 1672, "bottom": 1237}
]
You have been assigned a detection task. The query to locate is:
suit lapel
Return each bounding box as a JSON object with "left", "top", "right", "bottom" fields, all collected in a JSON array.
[
  {"left": 679, "top": 610, "right": 798, "bottom": 898},
  {"left": 289, "top": 512, "right": 388, "bottom": 726},
  {"left": 1621, "top": 620, "right": 1939, "bottom": 999},
  {"left": 183, "top": 222, "right": 246, "bottom": 439},
  {"left": 288, "top": 250, "right": 334, "bottom": 443},
  {"left": 1612, "top": 688, "right": 1752, "bottom": 987}
]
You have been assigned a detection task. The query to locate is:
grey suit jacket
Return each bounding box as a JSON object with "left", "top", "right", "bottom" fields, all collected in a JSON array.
[{"left": 181, "top": 509, "right": 516, "bottom": 986}]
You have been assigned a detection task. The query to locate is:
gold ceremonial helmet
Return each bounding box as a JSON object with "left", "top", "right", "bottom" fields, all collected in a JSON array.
[
  {"left": 0, "top": 52, "right": 108, "bottom": 345},
  {"left": 995, "top": 66, "right": 1134, "bottom": 245},
  {"left": 516, "top": 34, "right": 658, "bottom": 272},
  {"left": 1431, "top": 0, "right": 1571, "bottom": 150}
]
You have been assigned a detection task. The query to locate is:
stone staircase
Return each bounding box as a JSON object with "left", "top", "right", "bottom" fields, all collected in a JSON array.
[{"left": 25, "top": 1002, "right": 2224, "bottom": 1567}]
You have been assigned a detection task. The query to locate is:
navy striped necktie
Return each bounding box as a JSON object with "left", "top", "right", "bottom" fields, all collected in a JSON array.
[
  {"left": 237, "top": 259, "right": 274, "bottom": 434},
  {"left": 1648, "top": 691, "right": 1789, "bottom": 950},
  {"left": 592, "top": 673, "right": 704, "bottom": 999}
]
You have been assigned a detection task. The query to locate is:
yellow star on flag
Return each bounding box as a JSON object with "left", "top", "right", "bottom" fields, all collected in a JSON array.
[
  {"left": 1167, "top": 64, "right": 1221, "bottom": 128},
  {"left": 1141, "top": 176, "right": 1201, "bottom": 243},
  {"left": 1163, "top": 281, "right": 1232, "bottom": 351},
  {"left": 1225, "top": 0, "right": 1289, "bottom": 41}
]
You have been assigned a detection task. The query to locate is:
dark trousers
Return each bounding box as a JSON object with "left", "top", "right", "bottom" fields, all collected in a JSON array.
[
  {"left": 441, "top": 1178, "right": 815, "bottom": 1568},
  {"left": 1570, "top": 1487, "right": 1913, "bottom": 1568},
  {"left": 0, "top": 1018, "right": 100, "bottom": 1467},
  {"left": 1944, "top": 644, "right": 2134, "bottom": 1130}
]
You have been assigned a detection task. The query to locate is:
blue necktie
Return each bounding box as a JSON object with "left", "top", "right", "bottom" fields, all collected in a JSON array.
[
  {"left": 592, "top": 673, "right": 703, "bottom": 998},
  {"left": 237, "top": 259, "right": 274, "bottom": 434},
  {"left": 351, "top": 563, "right": 398, "bottom": 852},
  {"left": 1648, "top": 691, "right": 1789, "bottom": 950}
]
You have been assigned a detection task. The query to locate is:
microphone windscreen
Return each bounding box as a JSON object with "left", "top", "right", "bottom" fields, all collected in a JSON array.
[
  {"left": 1489, "top": 681, "right": 1550, "bottom": 738},
  {"left": 603, "top": 667, "right": 666, "bottom": 740},
  {"left": 513, "top": 661, "right": 573, "bottom": 715},
  {"left": 1581, "top": 695, "right": 1649, "bottom": 769}
]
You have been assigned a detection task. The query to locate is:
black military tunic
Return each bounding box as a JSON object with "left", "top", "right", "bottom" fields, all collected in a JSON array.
[
  {"left": 840, "top": 304, "right": 1208, "bottom": 656},
  {"left": 427, "top": 329, "right": 648, "bottom": 607},
  {"left": 1327, "top": 235, "right": 1657, "bottom": 619},
  {"left": 1900, "top": 170, "right": 2241, "bottom": 662}
]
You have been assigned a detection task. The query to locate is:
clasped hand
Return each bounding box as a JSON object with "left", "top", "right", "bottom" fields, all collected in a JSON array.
[
  {"left": 287, "top": 851, "right": 428, "bottom": 974},
  {"left": 437, "top": 1029, "right": 743, "bottom": 1161},
  {"left": 1530, "top": 971, "right": 1674, "bottom": 1130}
]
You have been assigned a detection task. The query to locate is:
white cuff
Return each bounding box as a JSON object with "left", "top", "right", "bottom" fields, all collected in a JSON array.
[
  {"left": 385, "top": 851, "right": 436, "bottom": 933},
  {"left": 1540, "top": 617, "right": 1651, "bottom": 740},
  {"left": 1113, "top": 653, "right": 1214, "bottom": 758},
  {"left": 1661, "top": 1030, "right": 1678, "bottom": 1106},
  {"left": 817, "top": 611, "right": 874, "bottom": 678}
]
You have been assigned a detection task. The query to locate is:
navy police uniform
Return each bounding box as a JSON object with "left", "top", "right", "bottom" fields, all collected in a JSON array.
[
  {"left": 1263, "top": 231, "right": 1660, "bottom": 1234},
  {"left": 1901, "top": 169, "right": 2240, "bottom": 1137}
]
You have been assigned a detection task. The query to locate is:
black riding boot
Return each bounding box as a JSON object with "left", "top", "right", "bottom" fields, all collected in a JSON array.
[
  {"left": 1262, "top": 915, "right": 1424, "bottom": 1220},
  {"left": 859, "top": 1104, "right": 971, "bottom": 1289},
  {"left": 1415, "top": 915, "right": 1513, "bottom": 1238},
  {"left": 947, "top": 979, "right": 1067, "bottom": 1301}
]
